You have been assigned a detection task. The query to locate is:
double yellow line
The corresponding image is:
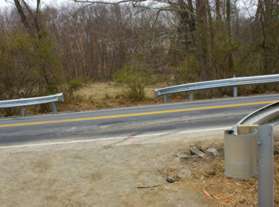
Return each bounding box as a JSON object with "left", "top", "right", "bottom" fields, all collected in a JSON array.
[{"left": 0, "top": 100, "right": 276, "bottom": 128}]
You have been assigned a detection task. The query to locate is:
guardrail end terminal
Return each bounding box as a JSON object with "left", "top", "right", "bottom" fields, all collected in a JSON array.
[
  {"left": 225, "top": 121, "right": 275, "bottom": 206},
  {"left": 59, "top": 93, "right": 65, "bottom": 102}
]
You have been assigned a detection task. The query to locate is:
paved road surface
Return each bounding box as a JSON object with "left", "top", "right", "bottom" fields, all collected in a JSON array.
[{"left": 0, "top": 94, "right": 278, "bottom": 145}]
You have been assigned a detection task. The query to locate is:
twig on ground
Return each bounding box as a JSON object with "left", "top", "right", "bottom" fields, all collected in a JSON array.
[{"left": 136, "top": 184, "right": 162, "bottom": 189}]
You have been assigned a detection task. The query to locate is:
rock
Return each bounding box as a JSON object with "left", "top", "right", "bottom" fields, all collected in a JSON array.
[
  {"left": 166, "top": 176, "right": 179, "bottom": 183},
  {"left": 239, "top": 196, "right": 247, "bottom": 204},
  {"left": 206, "top": 147, "right": 219, "bottom": 157},
  {"left": 176, "top": 152, "right": 191, "bottom": 160},
  {"left": 204, "top": 168, "right": 216, "bottom": 177},
  {"left": 177, "top": 168, "right": 191, "bottom": 179},
  {"left": 190, "top": 146, "right": 205, "bottom": 158},
  {"left": 165, "top": 167, "right": 180, "bottom": 183}
]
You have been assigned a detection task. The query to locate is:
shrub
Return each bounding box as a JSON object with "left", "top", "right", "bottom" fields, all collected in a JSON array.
[
  {"left": 0, "top": 31, "right": 63, "bottom": 100},
  {"left": 67, "top": 79, "right": 83, "bottom": 97},
  {"left": 114, "top": 64, "right": 150, "bottom": 101}
]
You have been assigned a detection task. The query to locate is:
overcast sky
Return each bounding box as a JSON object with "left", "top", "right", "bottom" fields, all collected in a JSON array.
[
  {"left": 0, "top": 0, "right": 257, "bottom": 17},
  {"left": 0, "top": 0, "right": 69, "bottom": 9}
]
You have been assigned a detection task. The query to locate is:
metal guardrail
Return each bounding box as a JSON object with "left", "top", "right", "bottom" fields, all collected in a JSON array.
[
  {"left": 0, "top": 93, "right": 64, "bottom": 115},
  {"left": 155, "top": 74, "right": 279, "bottom": 102},
  {"left": 225, "top": 101, "right": 279, "bottom": 206},
  {"left": 236, "top": 101, "right": 279, "bottom": 129}
]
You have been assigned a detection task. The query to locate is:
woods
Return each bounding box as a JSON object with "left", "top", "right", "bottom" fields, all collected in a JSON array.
[{"left": 0, "top": 0, "right": 279, "bottom": 102}]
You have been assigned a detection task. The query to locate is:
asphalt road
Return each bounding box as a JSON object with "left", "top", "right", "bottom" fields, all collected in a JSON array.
[{"left": 0, "top": 94, "right": 279, "bottom": 145}]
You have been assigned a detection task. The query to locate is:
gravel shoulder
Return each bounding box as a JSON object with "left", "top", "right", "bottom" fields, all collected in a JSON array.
[{"left": 0, "top": 129, "right": 277, "bottom": 207}]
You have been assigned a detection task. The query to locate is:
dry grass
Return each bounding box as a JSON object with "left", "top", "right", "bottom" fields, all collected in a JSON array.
[
  {"left": 0, "top": 82, "right": 167, "bottom": 117},
  {"left": 171, "top": 141, "right": 279, "bottom": 207},
  {"left": 61, "top": 82, "right": 166, "bottom": 112},
  {"left": 58, "top": 81, "right": 279, "bottom": 113},
  {"left": 75, "top": 82, "right": 165, "bottom": 100},
  {"left": 75, "top": 82, "right": 125, "bottom": 100}
]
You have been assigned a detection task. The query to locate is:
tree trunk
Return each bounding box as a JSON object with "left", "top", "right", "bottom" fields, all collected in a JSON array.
[
  {"left": 215, "top": 0, "right": 222, "bottom": 21},
  {"left": 258, "top": 0, "right": 277, "bottom": 73},
  {"left": 196, "top": 0, "right": 209, "bottom": 80},
  {"left": 226, "top": 0, "right": 234, "bottom": 76}
]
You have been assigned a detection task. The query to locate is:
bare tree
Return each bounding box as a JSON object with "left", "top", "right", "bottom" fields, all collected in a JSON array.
[
  {"left": 226, "top": 0, "right": 234, "bottom": 75},
  {"left": 256, "top": 0, "right": 279, "bottom": 73},
  {"left": 13, "top": 0, "right": 43, "bottom": 38}
]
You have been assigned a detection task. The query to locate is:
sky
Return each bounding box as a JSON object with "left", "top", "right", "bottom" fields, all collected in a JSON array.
[
  {"left": 0, "top": 0, "right": 69, "bottom": 9},
  {"left": 0, "top": 0, "right": 257, "bottom": 17}
]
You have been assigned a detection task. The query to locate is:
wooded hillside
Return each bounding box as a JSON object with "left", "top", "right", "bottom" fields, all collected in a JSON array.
[{"left": 0, "top": 0, "right": 279, "bottom": 101}]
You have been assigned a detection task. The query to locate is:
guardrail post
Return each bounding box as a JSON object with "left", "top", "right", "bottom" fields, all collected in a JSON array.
[
  {"left": 233, "top": 86, "right": 238, "bottom": 97},
  {"left": 258, "top": 124, "right": 274, "bottom": 207},
  {"left": 232, "top": 75, "right": 238, "bottom": 97},
  {"left": 163, "top": 95, "right": 169, "bottom": 103},
  {"left": 189, "top": 92, "right": 194, "bottom": 101},
  {"left": 20, "top": 107, "right": 26, "bottom": 116},
  {"left": 50, "top": 103, "right": 57, "bottom": 113}
]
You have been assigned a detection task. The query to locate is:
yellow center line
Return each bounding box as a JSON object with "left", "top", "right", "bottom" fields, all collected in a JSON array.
[{"left": 0, "top": 100, "right": 277, "bottom": 128}]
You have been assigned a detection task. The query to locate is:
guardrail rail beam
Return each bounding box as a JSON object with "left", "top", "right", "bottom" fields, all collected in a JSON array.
[
  {"left": 155, "top": 74, "right": 279, "bottom": 99},
  {"left": 0, "top": 93, "right": 64, "bottom": 116}
]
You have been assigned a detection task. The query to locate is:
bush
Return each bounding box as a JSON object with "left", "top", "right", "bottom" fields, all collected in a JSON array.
[
  {"left": 67, "top": 79, "right": 83, "bottom": 97},
  {"left": 114, "top": 65, "right": 150, "bottom": 101},
  {"left": 0, "top": 31, "right": 63, "bottom": 100}
]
